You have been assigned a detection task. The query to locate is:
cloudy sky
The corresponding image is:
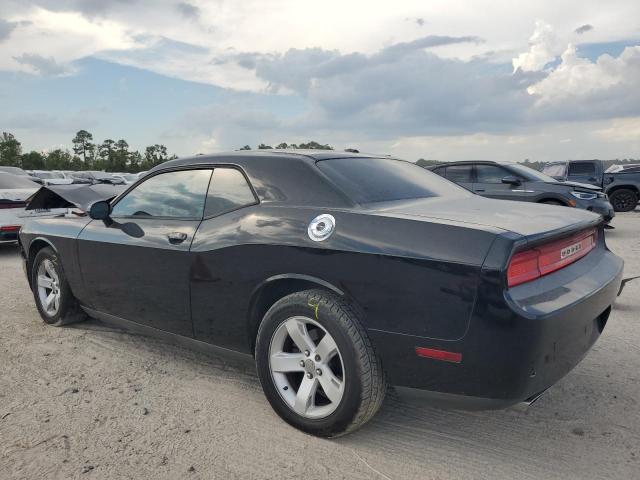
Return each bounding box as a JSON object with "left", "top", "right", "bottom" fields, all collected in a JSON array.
[{"left": 1, "top": 0, "right": 639, "bottom": 161}]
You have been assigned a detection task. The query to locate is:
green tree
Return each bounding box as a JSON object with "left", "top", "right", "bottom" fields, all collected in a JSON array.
[
  {"left": 72, "top": 130, "right": 95, "bottom": 167},
  {"left": 238, "top": 145, "right": 251, "bottom": 150},
  {"left": 275, "top": 142, "right": 289, "bottom": 149},
  {"left": 112, "top": 139, "right": 130, "bottom": 172},
  {"left": 98, "top": 139, "right": 116, "bottom": 171},
  {"left": 142, "top": 144, "right": 169, "bottom": 169},
  {"left": 258, "top": 143, "right": 273, "bottom": 149},
  {"left": 20, "top": 151, "right": 46, "bottom": 170},
  {"left": 416, "top": 159, "right": 442, "bottom": 168},
  {"left": 297, "top": 141, "right": 332, "bottom": 150},
  {"left": 46, "top": 149, "right": 73, "bottom": 170},
  {"left": 0, "top": 132, "right": 23, "bottom": 166},
  {"left": 128, "top": 150, "right": 142, "bottom": 173}
]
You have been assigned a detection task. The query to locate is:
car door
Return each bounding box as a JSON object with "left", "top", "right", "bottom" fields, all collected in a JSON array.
[
  {"left": 567, "top": 161, "right": 599, "bottom": 186},
  {"left": 443, "top": 165, "right": 473, "bottom": 191},
  {"left": 473, "top": 164, "right": 527, "bottom": 200},
  {"left": 188, "top": 167, "right": 260, "bottom": 349},
  {"left": 77, "top": 168, "right": 212, "bottom": 336}
]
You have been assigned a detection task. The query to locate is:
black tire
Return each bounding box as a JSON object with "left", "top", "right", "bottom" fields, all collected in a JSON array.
[
  {"left": 31, "top": 247, "right": 86, "bottom": 326},
  {"left": 609, "top": 189, "right": 638, "bottom": 212},
  {"left": 255, "top": 289, "right": 386, "bottom": 437}
]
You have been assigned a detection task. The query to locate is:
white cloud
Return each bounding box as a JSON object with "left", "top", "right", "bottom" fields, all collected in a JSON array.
[
  {"left": 512, "top": 20, "right": 563, "bottom": 72},
  {"left": 527, "top": 45, "right": 640, "bottom": 101}
]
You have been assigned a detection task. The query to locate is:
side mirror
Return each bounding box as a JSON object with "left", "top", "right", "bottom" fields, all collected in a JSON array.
[
  {"left": 501, "top": 175, "right": 521, "bottom": 186},
  {"left": 88, "top": 200, "right": 112, "bottom": 220}
]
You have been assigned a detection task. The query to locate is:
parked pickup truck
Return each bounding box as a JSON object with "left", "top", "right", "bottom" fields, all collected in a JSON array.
[{"left": 543, "top": 160, "right": 640, "bottom": 212}]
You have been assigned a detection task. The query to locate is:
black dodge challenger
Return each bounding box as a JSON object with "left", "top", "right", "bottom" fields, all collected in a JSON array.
[{"left": 19, "top": 150, "right": 623, "bottom": 437}]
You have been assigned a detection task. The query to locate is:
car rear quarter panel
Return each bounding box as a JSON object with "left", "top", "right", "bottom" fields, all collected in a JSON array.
[{"left": 189, "top": 206, "right": 498, "bottom": 353}]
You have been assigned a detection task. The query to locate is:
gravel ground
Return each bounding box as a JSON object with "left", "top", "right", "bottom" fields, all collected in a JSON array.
[{"left": 1, "top": 211, "right": 639, "bottom": 480}]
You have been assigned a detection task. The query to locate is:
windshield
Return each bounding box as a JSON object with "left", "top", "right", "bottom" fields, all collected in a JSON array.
[
  {"left": 0, "top": 173, "right": 39, "bottom": 189},
  {"left": 508, "top": 164, "right": 558, "bottom": 183},
  {"left": 542, "top": 163, "right": 567, "bottom": 178},
  {"left": 316, "top": 157, "right": 471, "bottom": 204},
  {"left": 35, "top": 172, "right": 54, "bottom": 179}
]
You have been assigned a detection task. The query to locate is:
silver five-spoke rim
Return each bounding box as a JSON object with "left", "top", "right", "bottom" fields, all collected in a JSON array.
[
  {"left": 37, "top": 259, "right": 61, "bottom": 317},
  {"left": 269, "top": 316, "right": 345, "bottom": 419}
]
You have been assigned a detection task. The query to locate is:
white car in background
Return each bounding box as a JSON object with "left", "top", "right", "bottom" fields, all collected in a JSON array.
[
  {"left": 111, "top": 173, "right": 139, "bottom": 185},
  {"left": 31, "top": 170, "right": 74, "bottom": 186},
  {"left": 0, "top": 173, "right": 68, "bottom": 244}
]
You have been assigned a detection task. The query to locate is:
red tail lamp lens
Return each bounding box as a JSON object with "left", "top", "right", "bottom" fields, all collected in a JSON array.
[{"left": 507, "top": 228, "right": 597, "bottom": 287}]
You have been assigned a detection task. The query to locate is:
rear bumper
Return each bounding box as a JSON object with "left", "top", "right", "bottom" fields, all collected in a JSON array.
[{"left": 369, "top": 248, "right": 623, "bottom": 409}]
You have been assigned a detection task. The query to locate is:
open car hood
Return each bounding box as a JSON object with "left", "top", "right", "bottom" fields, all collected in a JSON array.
[{"left": 26, "top": 184, "right": 126, "bottom": 212}]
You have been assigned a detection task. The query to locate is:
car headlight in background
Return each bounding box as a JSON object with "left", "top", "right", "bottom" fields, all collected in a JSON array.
[{"left": 570, "top": 191, "right": 598, "bottom": 200}]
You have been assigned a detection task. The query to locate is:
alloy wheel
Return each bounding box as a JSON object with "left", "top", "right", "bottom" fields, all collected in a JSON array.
[
  {"left": 37, "top": 259, "right": 61, "bottom": 317},
  {"left": 268, "top": 316, "right": 345, "bottom": 419}
]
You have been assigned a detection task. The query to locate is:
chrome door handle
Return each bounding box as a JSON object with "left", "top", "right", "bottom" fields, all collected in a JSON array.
[{"left": 167, "top": 232, "right": 188, "bottom": 244}]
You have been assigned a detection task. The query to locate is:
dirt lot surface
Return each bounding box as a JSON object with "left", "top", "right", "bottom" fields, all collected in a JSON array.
[{"left": 1, "top": 212, "right": 639, "bottom": 479}]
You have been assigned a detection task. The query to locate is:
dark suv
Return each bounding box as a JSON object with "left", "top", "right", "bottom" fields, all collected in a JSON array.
[{"left": 429, "top": 161, "right": 614, "bottom": 222}]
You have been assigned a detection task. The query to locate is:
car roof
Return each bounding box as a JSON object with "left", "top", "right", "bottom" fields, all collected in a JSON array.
[
  {"left": 430, "top": 160, "right": 515, "bottom": 167},
  {"left": 153, "top": 149, "right": 393, "bottom": 171},
  {"left": 149, "top": 150, "right": 401, "bottom": 208}
]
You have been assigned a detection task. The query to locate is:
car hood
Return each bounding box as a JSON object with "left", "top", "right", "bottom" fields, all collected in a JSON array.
[
  {"left": 370, "top": 196, "right": 600, "bottom": 237},
  {"left": 550, "top": 180, "right": 601, "bottom": 191},
  {"left": 25, "top": 184, "right": 126, "bottom": 211}
]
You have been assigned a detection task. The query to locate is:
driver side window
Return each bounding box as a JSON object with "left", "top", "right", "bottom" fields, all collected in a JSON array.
[
  {"left": 476, "top": 165, "right": 513, "bottom": 184},
  {"left": 111, "top": 169, "right": 212, "bottom": 219}
]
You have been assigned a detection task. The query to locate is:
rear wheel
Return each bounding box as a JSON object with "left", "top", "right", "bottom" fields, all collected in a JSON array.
[
  {"left": 31, "top": 247, "right": 86, "bottom": 326},
  {"left": 609, "top": 189, "right": 638, "bottom": 212},
  {"left": 255, "top": 289, "right": 386, "bottom": 437}
]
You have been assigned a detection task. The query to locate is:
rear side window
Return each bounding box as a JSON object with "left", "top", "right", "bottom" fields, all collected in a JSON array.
[
  {"left": 475, "top": 165, "right": 511, "bottom": 183},
  {"left": 445, "top": 165, "right": 473, "bottom": 183},
  {"left": 111, "top": 169, "right": 212, "bottom": 219},
  {"left": 317, "top": 157, "right": 469, "bottom": 204},
  {"left": 568, "top": 162, "right": 596, "bottom": 176},
  {"left": 204, "top": 168, "right": 256, "bottom": 217}
]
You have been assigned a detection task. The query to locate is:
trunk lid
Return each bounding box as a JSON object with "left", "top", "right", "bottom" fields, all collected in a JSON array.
[{"left": 370, "top": 196, "right": 600, "bottom": 238}]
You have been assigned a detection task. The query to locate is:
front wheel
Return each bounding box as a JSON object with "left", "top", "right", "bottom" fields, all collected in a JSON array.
[
  {"left": 255, "top": 289, "right": 386, "bottom": 437},
  {"left": 31, "top": 247, "right": 86, "bottom": 326},
  {"left": 609, "top": 189, "right": 638, "bottom": 212}
]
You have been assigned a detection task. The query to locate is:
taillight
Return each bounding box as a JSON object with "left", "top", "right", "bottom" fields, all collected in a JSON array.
[
  {"left": 0, "top": 225, "right": 20, "bottom": 232},
  {"left": 507, "top": 228, "right": 597, "bottom": 287}
]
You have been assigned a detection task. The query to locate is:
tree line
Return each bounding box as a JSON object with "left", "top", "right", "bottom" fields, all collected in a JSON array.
[
  {"left": 0, "top": 131, "right": 177, "bottom": 173},
  {"left": 0, "top": 132, "right": 337, "bottom": 173}
]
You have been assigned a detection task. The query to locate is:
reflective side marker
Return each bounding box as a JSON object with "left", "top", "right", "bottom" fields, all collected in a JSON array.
[{"left": 415, "top": 347, "right": 462, "bottom": 364}]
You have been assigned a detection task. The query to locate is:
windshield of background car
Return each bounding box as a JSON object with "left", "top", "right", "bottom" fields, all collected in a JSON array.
[
  {"left": 508, "top": 164, "right": 558, "bottom": 183},
  {"left": 542, "top": 164, "right": 567, "bottom": 178},
  {"left": 0, "top": 173, "right": 39, "bottom": 189},
  {"left": 316, "top": 157, "right": 471, "bottom": 204}
]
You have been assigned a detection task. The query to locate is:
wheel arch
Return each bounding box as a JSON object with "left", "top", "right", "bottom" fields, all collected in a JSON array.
[
  {"left": 536, "top": 197, "right": 568, "bottom": 206},
  {"left": 247, "top": 274, "right": 345, "bottom": 354},
  {"left": 605, "top": 184, "right": 640, "bottom": 196},
  {"left": 26, "top": 237, "right": 58, "bottom": 289}
]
